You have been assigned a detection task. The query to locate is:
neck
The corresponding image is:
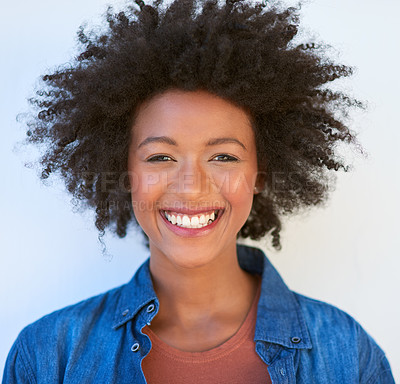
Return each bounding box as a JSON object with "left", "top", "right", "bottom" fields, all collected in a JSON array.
[{"left": 148, "top": 243, "right": 258, "bottom": 332}]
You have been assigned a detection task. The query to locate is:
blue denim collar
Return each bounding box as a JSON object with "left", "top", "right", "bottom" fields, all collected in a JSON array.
[
  {"left": 112, "top": 257, "right": 157, "bottom": 330},
  {"left": 239, "top": 245, "right": 312, "bottom": 350},
  {"left": 112, "top": 244, "right": 312, "bottom": 350}
]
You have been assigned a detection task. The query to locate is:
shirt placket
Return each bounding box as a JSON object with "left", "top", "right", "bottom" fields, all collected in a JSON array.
[
  {"left": 256, "top": 341, "right": 297, "bottom": 384},
  {"left": 128, "top": 301, "right": 159, "bottom": 384}
]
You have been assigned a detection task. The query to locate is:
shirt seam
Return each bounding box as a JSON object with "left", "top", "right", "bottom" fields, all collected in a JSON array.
[
  {"left": 365, "top": 347, "right": 391, "bottom": 384},
  {"left": 16, "top": 333, "right": 37, "bottom": 384}
]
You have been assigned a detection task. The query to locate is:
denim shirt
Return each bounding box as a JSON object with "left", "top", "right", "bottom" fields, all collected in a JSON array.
[{"left": 3, "top": 244, "right": 395, "bottom": 383}]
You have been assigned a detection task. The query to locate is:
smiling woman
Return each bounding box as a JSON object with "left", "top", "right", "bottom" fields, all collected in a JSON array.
[
  {"left": 127, "top": 90, "right": 262, "bottom": 356},
  {"left": 128, "top": 90, "right": 260, "bottom": 269},
  {"left": 2, "top": 0, "right": 395, "bottom": 383}
]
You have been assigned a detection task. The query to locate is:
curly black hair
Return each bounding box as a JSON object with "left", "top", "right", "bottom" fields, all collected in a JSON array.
[{"left": 22, "top": 0, "right": 364, "bottom": 251}]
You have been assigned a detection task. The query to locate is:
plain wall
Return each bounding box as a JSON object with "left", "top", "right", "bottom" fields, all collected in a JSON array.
[{"left": 1, "top": 0, "right": 399, "bottom": 380}]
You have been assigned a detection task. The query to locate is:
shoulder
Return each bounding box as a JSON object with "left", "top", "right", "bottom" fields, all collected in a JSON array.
[
  {"left": 21, "top": 284, "right": 122, "bottom": 340},
  {"left": 293, "top": 292, "right": 394, "bottom": 383},
  {"left": 3, "top": 258, "right": 155, "bottom": 383},
  {"left": 294, "top": 292, "right": 361, "bottom": 332},
  {"left": 3, "top": 285, "right": 124, "bottom": 383}
]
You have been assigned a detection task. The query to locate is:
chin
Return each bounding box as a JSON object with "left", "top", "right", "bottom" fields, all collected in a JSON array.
[{"left": 150, "top": 242, "right": 220, "bottom": 270}]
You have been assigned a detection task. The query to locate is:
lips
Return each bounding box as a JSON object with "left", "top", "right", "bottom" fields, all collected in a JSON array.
[{"left": 159, "top": 208, "right": 225, "bottom": 236}]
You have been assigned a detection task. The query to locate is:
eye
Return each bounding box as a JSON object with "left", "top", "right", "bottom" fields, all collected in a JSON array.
[
  {"left": 213, "top": 154, "right": 239, "bottom": 162},
  {"left": 146, "top": 155, "right": 175, "bottom": 162}
]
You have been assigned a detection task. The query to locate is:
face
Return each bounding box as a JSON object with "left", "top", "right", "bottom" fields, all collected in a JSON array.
[{"left": 127, "top": 89, "right": 261, "bottom": 269}]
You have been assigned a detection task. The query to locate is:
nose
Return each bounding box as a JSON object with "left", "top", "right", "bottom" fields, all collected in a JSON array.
[{"left": 168, "top": 159, "right": 211, "bottom": 196}]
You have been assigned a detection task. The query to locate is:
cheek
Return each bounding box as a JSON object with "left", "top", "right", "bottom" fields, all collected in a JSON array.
[
  {"left": 128, "top": 182, "right": 160, "bottom": 238},
  {"left": 127, "top": 169, "right": 156, "bottom": 225},
  {"left": 128, "top": 167, "right": 168, "bottom": 201},
  {"left": 215, "top": 169, "right": 256, "bottom": 209}
]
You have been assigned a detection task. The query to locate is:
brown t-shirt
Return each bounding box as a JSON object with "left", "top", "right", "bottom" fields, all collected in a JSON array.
[{"left": 141, "top": 277, "right": 271, "bottom": 384}]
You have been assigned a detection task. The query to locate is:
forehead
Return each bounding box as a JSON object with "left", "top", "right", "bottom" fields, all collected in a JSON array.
[{"left": 131, "top": 89, "right": 254, "bottom": 144}]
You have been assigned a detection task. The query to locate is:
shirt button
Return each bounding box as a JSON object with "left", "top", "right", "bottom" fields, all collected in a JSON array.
[
  {"left": 291, "top": 336, "right": 301, "bottom": 344},
  {"left": 146, "top": 303, "right": 155, "bottom": 313},
  {"left": 131, "top": 343, "right": 140, "bottom": 352},
  {"left": 280, "top": 368, "right": 286, "bottom": 376},
  {"left": 122, "top": 309, "right": 129, "bottom": 316}
]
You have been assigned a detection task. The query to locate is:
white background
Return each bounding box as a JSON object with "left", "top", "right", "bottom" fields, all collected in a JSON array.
[{"left": 1, "top": 0, "right": 399, "bottom": 380}]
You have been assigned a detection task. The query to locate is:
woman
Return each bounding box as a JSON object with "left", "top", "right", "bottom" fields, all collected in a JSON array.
[{"left": 3, "top": 0, "right": 395, "bottom": 382}]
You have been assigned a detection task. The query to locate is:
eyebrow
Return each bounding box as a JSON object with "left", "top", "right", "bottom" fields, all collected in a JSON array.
[{"left": 137, "top": 136, "right": 247, "bottom": 151}]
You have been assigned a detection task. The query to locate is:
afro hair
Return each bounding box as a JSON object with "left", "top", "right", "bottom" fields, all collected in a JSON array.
[{"left": 22, "top": 0, "right": 364, "bottom": 251}]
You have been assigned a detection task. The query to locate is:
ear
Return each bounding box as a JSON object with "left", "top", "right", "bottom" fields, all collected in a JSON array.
[{"left": 253, "top": 171, "right": 266, "bottom": 195}]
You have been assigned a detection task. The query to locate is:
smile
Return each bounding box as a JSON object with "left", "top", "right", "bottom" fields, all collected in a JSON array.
[
  {"left": 162, "top": 209, "right": 221, "bottom": 229},
  {"left": 159, "top": 208, "right": 224, "bottom": 236}
]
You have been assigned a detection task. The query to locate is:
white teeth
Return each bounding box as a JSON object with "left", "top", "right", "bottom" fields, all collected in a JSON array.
[
  {"left": 164, "top": 210, "right": 220, "bottom": 229},
  {"left": 182, "top": 216, "right": 190, "bottom": 226}
]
